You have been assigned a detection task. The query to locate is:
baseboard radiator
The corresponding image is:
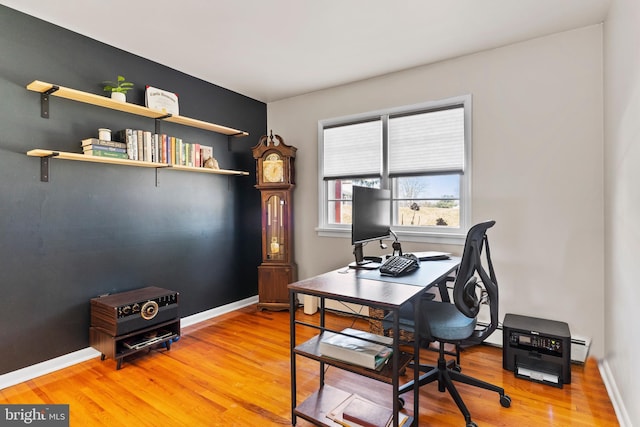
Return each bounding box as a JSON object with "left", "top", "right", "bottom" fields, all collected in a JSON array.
[{"left": 478, "top": 322, "right": 591, "bottom": 364}]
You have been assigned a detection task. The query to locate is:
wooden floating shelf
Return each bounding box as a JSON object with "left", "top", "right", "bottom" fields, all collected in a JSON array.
[
  {"left": 27, "top": 149, "right": 249, "bottom": 177},
  {"left": 26, "top": 80, "right": 249, "bottom": 137}
]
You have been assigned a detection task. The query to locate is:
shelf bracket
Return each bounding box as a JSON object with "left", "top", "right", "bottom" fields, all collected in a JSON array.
[
  {"left": 154, "top": 114, "right": 172, "bottom": 134},
  {"left": 39, "top": 152, "right": 59, "bottom": 182},
  {"left": 155, "top": 167, "right": 160, "bottom": 187},
  {"left": 40, "top": 85, "right": 59, "bottom": 119}
]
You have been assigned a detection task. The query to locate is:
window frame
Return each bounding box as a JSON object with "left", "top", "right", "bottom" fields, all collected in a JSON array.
[{"left": 317, "top": 94, "right": 472, "bottom": 245}]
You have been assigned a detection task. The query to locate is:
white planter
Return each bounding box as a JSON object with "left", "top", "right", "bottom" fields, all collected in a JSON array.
[{"left": 110, "top": 92, "right": 126, "bottom": 103}]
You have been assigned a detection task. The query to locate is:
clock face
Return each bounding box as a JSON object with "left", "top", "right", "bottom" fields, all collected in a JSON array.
[{"left": 263, "top": 153, "right": 284, "bottom": 183}]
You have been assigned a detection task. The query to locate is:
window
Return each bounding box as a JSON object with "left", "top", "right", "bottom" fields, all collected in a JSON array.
[{"left": 318, "top": 95, "right": 471, "bottom": 244}]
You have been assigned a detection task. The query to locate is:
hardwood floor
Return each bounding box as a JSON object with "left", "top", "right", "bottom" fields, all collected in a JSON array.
[{"left": 0, "top": 305, "right": 618, "bottom": 426}]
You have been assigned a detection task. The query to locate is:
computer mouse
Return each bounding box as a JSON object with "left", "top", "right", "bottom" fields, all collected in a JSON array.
[{"left": 402, "top": 253, "right": 420, "bottom": 266}]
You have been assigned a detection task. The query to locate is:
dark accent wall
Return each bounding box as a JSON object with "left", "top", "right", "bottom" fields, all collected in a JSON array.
[{"left": 0, "top": 6, "right": 265, "bottom": 375}]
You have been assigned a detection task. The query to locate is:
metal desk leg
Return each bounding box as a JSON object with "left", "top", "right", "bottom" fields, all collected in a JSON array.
[
  {"left": 319, "top": 297, "right": 325, "bottom": 387},
  {"left": 289, "top": 290, "right": 297, "bottom": 425},
  {"left": 392, "top": 310, "right": 400, "bottom": 427},
  {"left": 413, "top": 294, "right": 421, "bottom": 425}
]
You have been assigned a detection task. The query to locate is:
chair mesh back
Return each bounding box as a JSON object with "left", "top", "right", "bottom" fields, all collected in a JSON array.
[{"left": 452, "top": 220, "right": 499, "bottom": 342}]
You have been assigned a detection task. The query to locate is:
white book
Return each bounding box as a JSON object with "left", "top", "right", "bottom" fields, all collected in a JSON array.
[
  {"left": 126, "top": 129, "right": 135, "bottom": 160},
  {"left": 143, "top": 131, "right": 152, "bottom": 162},
  {"left": 318, "top": 328, "right": 393, "bottom": 370}
]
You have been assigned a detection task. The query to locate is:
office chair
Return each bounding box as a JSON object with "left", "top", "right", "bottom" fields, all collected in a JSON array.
[{"left": 385, "top": 220, "right": 511, "bottom": 427}]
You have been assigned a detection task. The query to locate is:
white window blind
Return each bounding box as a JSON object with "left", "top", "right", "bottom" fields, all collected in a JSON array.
[
  {"left": 388, "top": 107, "right": 464, "bottom": 176},
  {"left": 322, "top": 120, "right": 382, "bottom": 179}
]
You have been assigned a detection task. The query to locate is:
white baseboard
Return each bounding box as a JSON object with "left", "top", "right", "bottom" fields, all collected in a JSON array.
[
  {"left": 0, "top": 295, "right": 259, "bottom": 391},
  {"left": 180, "top": 295, "right": 258, "bottom": 328},
  {"left": 599, "top": 359, "right": 632, "bottom": 427},
  {"left": 0, "top": 348, "right": 101, "bottom": 391}
]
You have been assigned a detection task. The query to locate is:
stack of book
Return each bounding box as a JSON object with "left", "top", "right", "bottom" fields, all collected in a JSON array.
[
  {"left": 111, "top": 128, "right": 213, "bottom": 167},
  {"left": 326, "top": 393, "right": 409, "bottom": 427},
  {"left": 82, "top": 138, "right": 128, "bottom": 159},
  {"left": 318, "top": 328, "right": 393, "bottom": 371}
]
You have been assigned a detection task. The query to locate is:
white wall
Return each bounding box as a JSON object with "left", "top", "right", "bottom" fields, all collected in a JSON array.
[
  {"left": 268, "top": 26, "right": 605, "bottom": 358},
  {"left": 603, "top": 0, "right": 640, "bottom": 425}
]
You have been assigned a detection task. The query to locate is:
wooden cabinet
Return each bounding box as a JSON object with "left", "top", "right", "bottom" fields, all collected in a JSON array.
[
  {"left": 252, "top": 132, "right": 297, "bottom": 311},
  {"left": 89, "top": 287, "right": 180, "bottom": 370}
]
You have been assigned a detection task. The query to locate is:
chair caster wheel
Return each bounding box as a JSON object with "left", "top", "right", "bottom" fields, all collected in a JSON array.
[
  {"left": 398, "top": 397, "right": 405, "bottom": 409},
  {"left": 500, "top": 394, "right": 512, "bottom": 408},
  {"left": 466, "top": 422, "right": 478, "bottom": 427}
]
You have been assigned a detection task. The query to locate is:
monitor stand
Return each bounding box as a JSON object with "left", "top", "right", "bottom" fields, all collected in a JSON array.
[{"left": 349, "top": 243, "right": 381, "bottom": 270}]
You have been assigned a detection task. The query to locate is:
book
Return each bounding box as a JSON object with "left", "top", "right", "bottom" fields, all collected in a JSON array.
[
  {"left": 136, "top": 130, "right": 144, "bottom": 162},
  {"left": 160, "top": 134, "right": 168, "bottom": 163},
  {"left": 318, "top": 328, "right": 393, "bottom": 370},
  {"left": 194, "top": 143, "right": 201, "bottom": 168},
  {"left": 143, "top": 131, "right": 152, "bottom": 162},
  {"left": 175, "top": 138, "right": 183, "bottom": 165},
  {"left": 343, "top": 396, "right": 393, "bottom": 427},
  {"left": 81, "top": 138, "right": 127, "bottom": 149},
  {"left": 84, "top": 150, "right": 128, "bottom": 159},
  {"left": 151, "top": 133, "right": 158, "bottom": 162},
  {"left": 82, "top": 144, "right": 127, "bottom": 153},
  {"left": 326, "top": 394, "right": 408, "bottom": 427},
  {"left": 170, "top": 136, "right": 176, "bottom": 165}
]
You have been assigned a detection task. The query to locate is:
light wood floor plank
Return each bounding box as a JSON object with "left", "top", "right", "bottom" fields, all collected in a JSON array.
[{"left": 0, "top": 305, "right": 618, "bottom": 426}]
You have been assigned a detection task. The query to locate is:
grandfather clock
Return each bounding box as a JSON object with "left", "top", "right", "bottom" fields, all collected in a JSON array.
[{"left": 252, "top": 131, "right": 297, "bottom": 311}]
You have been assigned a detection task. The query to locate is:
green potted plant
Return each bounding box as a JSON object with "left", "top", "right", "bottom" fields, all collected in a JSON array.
[{"left": 102, "top": 75, "right": 134, "bottom": 102}]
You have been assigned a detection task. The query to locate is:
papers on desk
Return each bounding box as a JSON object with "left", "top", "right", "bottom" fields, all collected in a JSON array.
[
  {"left": 318, "top": 328, "right": 393, "bottom": 371},
  {"left": 412, "top": 251, "right": 451, "bottom": 261}
]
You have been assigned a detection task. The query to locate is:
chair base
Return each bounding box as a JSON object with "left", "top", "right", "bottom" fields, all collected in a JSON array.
[{"left": 401, "top": 344, "right": 511, "bottom": 427}]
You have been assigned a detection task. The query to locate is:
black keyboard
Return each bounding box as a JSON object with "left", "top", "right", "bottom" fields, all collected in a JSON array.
[{"left": 379, "top": 255, "right": 419, "bottom": 276}]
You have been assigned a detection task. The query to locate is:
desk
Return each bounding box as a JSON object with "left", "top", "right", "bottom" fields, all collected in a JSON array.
[{"left": 288, "top": 257, "right": 460, "bottom": 427}]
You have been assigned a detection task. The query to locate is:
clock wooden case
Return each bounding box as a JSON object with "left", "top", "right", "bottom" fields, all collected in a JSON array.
[{"left": 252, "top": 132, "right": 297, "bottom": 311}]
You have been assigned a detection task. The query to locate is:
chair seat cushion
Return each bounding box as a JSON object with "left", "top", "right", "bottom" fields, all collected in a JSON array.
[
  {"left": 420, "top": 301, "right": 477, "bottom": 341},
  {"left": 382, "top": 300, "right": 477, "bottom": 342}
]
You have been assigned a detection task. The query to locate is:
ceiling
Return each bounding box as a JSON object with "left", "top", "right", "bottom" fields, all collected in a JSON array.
[{"left": 1, "top": 0, "right": 611, "bottom": 103}]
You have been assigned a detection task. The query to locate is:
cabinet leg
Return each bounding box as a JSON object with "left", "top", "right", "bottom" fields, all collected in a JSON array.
[
  {"left": 116, "top": 359, "right": 122, "bottom": 370},
  {"left": 100, "top": 354, "right": 105, "bottom": 361}
]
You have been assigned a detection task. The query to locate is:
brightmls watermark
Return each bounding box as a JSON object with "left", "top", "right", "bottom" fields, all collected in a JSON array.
[{"left": 0, "top": 405, "right": 68, "bottom": 426}]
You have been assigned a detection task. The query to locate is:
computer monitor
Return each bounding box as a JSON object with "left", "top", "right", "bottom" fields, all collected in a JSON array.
[{"left": 351, "top": 186, "right": 392, "bottom": 265}]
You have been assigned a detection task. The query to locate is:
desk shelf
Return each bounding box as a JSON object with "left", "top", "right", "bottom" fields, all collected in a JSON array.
[
  {"left": 294, "top": 384, "right": 414, "bottom": 427},
  {"left": 294, "top": 334, "right": 412, "bottom": 384}
]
